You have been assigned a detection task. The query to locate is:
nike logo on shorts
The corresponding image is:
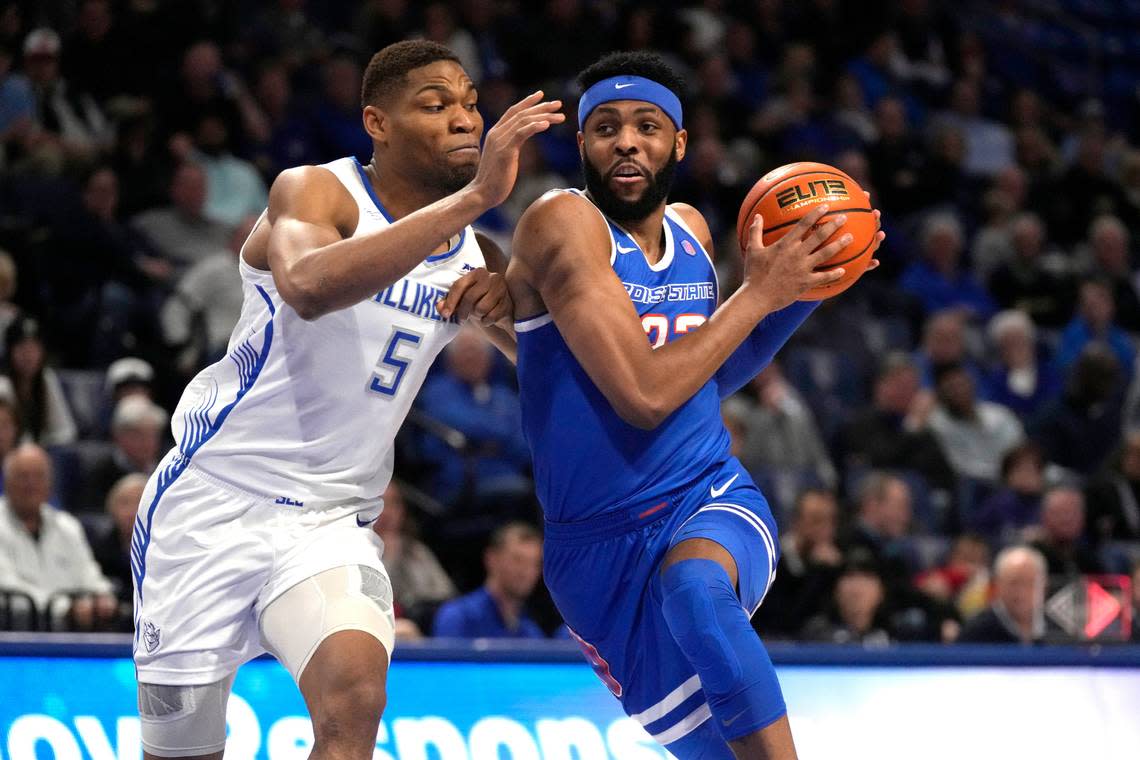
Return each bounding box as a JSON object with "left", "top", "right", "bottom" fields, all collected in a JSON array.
[
  {"left": 721, "top": 707, "right": 748, "bottom": 727},
  {"left": 356, "top": 514, "right": 376, "bottom": 528},
  {"left": 710, "top": 474, "right": 740, "bottom": 498}
]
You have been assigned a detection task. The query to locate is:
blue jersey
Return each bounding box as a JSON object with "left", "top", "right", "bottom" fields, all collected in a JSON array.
[{"left": 516, "top": 191, "right": 730, "bottom": 522}]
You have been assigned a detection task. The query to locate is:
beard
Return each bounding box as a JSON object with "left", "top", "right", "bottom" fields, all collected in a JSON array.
[{"left": 582, "top": 150, "right": 678, "bottom": 222}]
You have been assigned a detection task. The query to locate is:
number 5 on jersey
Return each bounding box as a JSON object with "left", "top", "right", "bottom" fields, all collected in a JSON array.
[{"left": 369, "top": 327, "right": 423, "bottom": 397}]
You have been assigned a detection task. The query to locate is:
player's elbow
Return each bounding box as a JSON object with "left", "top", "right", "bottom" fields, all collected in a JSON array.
[
  {"left": 613, "top": 391, "right": 671, "bottom": 430},
  {"left": 282, "top": 288, "right": 325, "bottom": 321},
  {"left": 276, "top": 268, "right": 328, "bottom": 320}
]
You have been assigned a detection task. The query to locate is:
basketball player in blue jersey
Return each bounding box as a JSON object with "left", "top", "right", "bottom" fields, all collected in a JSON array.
[
  {"left": 131, "top": 41, "right": 564, "bottom": 760},
  {"left": 507, "top": 52, "right": 883, "bottom": 759}
]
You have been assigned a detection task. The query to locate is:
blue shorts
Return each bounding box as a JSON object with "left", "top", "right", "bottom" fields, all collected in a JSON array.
[{"left": 543, "top": 458, "right": 781, "bottom": 759}]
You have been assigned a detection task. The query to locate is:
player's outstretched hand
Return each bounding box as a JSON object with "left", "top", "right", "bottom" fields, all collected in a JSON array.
[
  {"left": 741, "top": 204, "right": 852, "bottom": 312},
  {"left": 469, "top": 91, "right": 565, "bottom": 209},
  {"left": 437, "top": 267, "right": 511, "bottom": 326}
]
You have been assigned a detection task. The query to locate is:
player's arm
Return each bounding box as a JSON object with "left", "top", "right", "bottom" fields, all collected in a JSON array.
[
  {"left": 460, "top": 231, "right": 516, "bottom": 362},
  {"left": 672, "top": 202, "right": 884, "bottom": 399},
  {"left": 267, "top": 93, "right": 563, "bottom": 321},
  {"left": 510, "top": 193, "right": 850, "bottom": 429}
]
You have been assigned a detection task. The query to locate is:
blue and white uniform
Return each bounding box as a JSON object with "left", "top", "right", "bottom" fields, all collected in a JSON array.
[
  {"left": 133, "top": 157, "right": 485, "bottom": 685},
  {"left": 517, "top": 190, "right": 801, "bottom": 757}
]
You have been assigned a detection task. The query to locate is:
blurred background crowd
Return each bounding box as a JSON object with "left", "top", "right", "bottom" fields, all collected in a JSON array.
[{"left": 1, "top": 0, "right": 1140, "bottom": 647}]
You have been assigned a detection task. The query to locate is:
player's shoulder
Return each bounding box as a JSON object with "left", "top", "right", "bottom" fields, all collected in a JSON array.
[
  {"left": 667, "top": 202, "right": 714, "bottom": 250},
  {"left": 267, "top": 163, "right": 355, "bottom": 223},
  {"left": 515, "top": 190, "right": 609, "bottom": 258}
]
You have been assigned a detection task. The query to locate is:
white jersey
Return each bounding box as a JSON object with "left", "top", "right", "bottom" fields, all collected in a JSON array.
[{"left": 167, "top": 156, "right": 484, "bottom": 507}]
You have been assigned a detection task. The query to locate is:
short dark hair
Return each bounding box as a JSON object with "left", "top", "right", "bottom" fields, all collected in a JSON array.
[
  {"left": 361, "top": 40, "right": 460, "bottom": 108},
  {"left": 487, "top": 521, "right": 542, "bottom": 551},
  {"left": 576, "top": 51, "right": 685, "bottom": 99}
]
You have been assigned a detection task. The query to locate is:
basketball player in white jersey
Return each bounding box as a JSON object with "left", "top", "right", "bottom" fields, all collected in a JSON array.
[{"left": 131, "top": 40, "right": 564, "bottom": 760}]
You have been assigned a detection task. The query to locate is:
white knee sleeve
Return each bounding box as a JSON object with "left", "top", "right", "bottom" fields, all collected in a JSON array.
[
  {"left": 138, "top": 675, "right": 235, "bottom": 758},
  {"left": 259, "top": 564, "right": 396, "bottom": 683}
]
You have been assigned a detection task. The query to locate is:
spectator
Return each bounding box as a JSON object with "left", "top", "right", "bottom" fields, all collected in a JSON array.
[
  {"left": 179, "top": 113, "right": 268, "bottom": 228},
  {"left": 899, "top": 212, "right": 997, "bottom": 319},
  {"left": 130, "top": 162, "right": 231, "bottom": 274},
  {"left": 312, "top": 52, "right": 371, "bottom": 163},
  {"left": 913, "top": 308, "right": 984, "bottom": 390},
  {"left": 432, "top": 522, "right": 545, "bottom": 639},
  {"left": 1029, "top": 486, "right": 1104, "bottom": 577},
  {"left": 1085, "top": 430, "right": 1140, "bottom": 544},
  {"left": 1055, "top": 278, "right": 1136, "bottom": 382},
  {"left": 96, "top": 355, "right": 156, "bottom": 437},
  {"left": 0, "top": 316, "right": 77, "bottom": 447},
  {"left": 90, "top": 472, "right": 146, "bottom": 606},
  {"left": 982, "top": 309, "right": 1062, "bottom": 421},
  {"left": 0, "top": 40, "right": 34, "bottom": 166},
  {"left": 21, "top": 27, "right": 110, "bottom": 171},
  {"left": 867, "top": 96, "right": 926, "bottom": 215},
  {"left": 42, "top": 164, "right": 162, "bottom": 364},
  {"left": 837, "top": 352, "right": 956, "bottom": 492},
  {"left": 417, "top": 326, "right": 531, "bottom": 508},
  {"left": 733, "top": 362, "right": 837, "bottom": 491},
  {"left": 801, "top": 551, "right": 892, "bottom": 645},
  {"left": 158, "top": 40, "right": 268, "bottom": 155},
  {"left": 250, "top": 59, "right": 317, "bottom": 179},
  {"left": 754, "top": 488, "right": 843, "bottom": 638},
  {"left": 0, "top": 248, "right": 19, "bottom": 339},
  {"left": 0, "top": 443, "right": 115, "bottom": 628},
  {"left": 1032, "top": 346, "right": 1123, "bottom": 477},
  {"left": 986, "top": 213, "right": 1075, "bottom": 328},
  {"left": 61, "top": 0, "right": 131, "bottom": 105},
  {"left": 80, "top": 395, "right": 165, "bottom": 512},
  {"left": 958, "top": 545, "right": 1047, "bottom": 644},
  {"left": 914, "top": 534, "right": 991, "bottom": 621},
  {"left": 932, "top": 78, "right": 1015, "bottom": 177},
  {"left": 161, "top": 215, "right": 255, "bottom": 371},
  {"left": 972, "top": 443, "right": 1046, "bottom": 545},
  {"left": 372, "top": 479, "right": 456, "bottom": 635},
  {"left": 1048, "top": 128, "right": 1128, "bottom": 246},
  {"left": 0, "top": 396, "right": 20, "bottom": 492},
  {"left": 845, "top": 471, "right": 918, "bottom": 580},
  {"left": 1082, "top": 215, "right": 1140, "bottom": 332},
  {"left": 928, "top": 362, "right": 1023, "bottom": 483}
]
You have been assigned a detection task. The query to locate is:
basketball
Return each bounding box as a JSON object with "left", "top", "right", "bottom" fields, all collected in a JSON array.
[{"left": 736, "top": 161, "right": 878, "bottom": 300}]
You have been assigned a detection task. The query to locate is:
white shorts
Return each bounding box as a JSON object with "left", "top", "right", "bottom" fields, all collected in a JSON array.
[{"left": 132, "top": 452, "right": 391, "bottom": 686}]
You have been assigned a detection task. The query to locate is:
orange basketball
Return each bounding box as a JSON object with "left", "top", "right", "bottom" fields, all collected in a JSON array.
[{"left": 736, "top": 161, "right": 877, "bottom": 300}]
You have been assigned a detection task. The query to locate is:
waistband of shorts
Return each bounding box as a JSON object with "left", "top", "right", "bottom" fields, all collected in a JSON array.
[
  {"left": 184, "top": 460, "right": 377, "bottom": 512},
  {"left": 543, "top": 489, "right": 684, "bottom": 545}
]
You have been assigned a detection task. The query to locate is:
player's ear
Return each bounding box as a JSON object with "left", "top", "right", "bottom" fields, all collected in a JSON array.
[
  {"left": 576, "top": 131, "right": 585, "bottom": 161},
  {"left": 673, "top": 128, "right": 687, "bottom": 163},
  {"left": 362, "top": 105, "right": 387, "bottom": 145}
]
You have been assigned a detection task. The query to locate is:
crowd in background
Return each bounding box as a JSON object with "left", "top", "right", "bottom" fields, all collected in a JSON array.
[{"left": 1, "top": 0, "right": 1140, "bottom": 645}]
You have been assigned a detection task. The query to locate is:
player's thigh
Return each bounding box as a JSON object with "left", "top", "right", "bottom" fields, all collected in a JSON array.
[
  {"left": 667, "top": 493, "right": 779, "bottom": 615},
  {"left": 260, "top": 563, "right": 394, "bottom": 738},
  {"left": 134, "top": 462, "right": 272, "bottom": 686}
]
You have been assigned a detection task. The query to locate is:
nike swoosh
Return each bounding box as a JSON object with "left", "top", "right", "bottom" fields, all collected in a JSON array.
[
  {"left": 356, "top": 514, "right": 377, "bottom": 528},
  {"left": 614, "top": 83, "right": 636, "bottom": 89},
  {"left": 616, "top": 245, "right": 636, "bottom": 253},
  {"left": 721, "top": 707, "right": 748, "bottom": 727},
  {"left": 710, "top": 473, "right": 740, "bottom": 498}
]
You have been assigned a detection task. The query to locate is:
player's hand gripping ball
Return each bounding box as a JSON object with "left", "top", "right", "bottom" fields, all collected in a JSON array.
[{"left": 736, "top": 161, "right": 879, "bottom": 300}]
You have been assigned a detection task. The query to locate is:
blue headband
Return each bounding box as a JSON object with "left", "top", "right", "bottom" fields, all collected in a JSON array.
[{"left": 577, "top": 75, "right": 683, "bottom": 131}]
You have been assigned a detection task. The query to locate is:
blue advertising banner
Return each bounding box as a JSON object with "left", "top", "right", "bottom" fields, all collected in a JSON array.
[{"left": 3, "top": 642, "right": 1140, "bottom": 760}]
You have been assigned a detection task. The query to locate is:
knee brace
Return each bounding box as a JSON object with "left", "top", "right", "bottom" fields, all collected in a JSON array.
[
  {"left": 659, "top": 559, "right": 786, "bottom": 741},
  {"left": 138, "top": 675, "right": 234, "bottom": 757}
]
